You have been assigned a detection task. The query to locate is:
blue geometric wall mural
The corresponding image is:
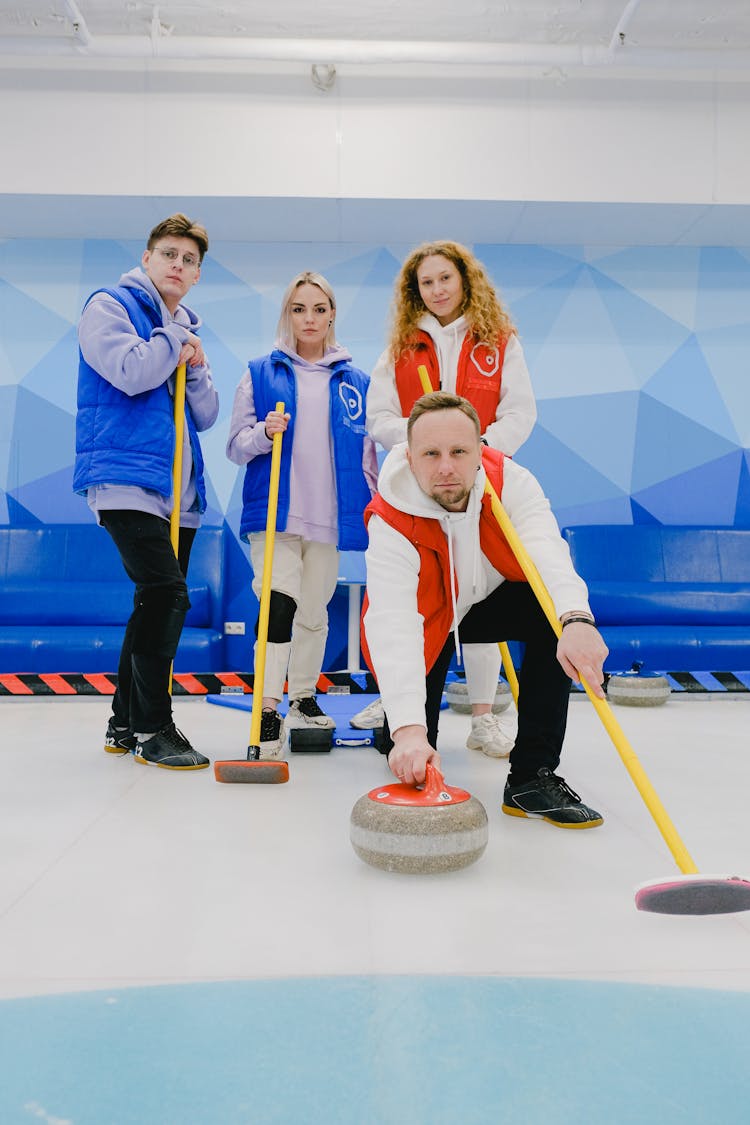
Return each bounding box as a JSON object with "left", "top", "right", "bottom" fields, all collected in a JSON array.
[
  {"left": 0, "top": 236, "right": 748, "bottom": 668},
  {"left": 1, "top": 236, "right": 747, "bottom": 535}
]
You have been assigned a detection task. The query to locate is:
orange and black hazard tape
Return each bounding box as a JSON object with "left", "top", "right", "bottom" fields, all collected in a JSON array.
[
  {"left": 0, "top": 671, "right": 380, "bottom": 697},
  {"left": 0, "top": 670, "right": 747, "bottom": 697}
]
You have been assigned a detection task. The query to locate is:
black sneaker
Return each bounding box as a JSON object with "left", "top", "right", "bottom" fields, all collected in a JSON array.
[
  {"left": 258, "top": 709, "right": 285, "bottom": 760},
  {"left": 286, "top": 695, "right": 335, "bottom": 730},
  {"left": 134, "top": 722, "right": 209, "bottom": 770},
  {"left": 502, "top": 767, "right": 603, "bottom": 829},
  {"left": 104, "top": 718, "right": 136, "bottom": 756}
]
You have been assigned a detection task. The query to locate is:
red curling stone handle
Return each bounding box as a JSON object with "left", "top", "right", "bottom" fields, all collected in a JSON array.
[{"left": 366, "top": 761, "right": 471, "bottom": 807}]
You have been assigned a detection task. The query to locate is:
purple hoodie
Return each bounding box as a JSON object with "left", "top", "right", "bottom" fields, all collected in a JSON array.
[
  {"left": 77, "top": 267, "right": 219, "bottom": 527},
  {"left": 226, "top": 344, "right": 378, "bottom": 544}
]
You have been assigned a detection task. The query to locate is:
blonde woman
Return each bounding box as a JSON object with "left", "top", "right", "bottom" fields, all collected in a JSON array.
[
  {"left": 227, "top": 272, "right": 378, "bottom": 757},
  {"left": 363, "top": 241, "right": 536, "bottom": 758}
]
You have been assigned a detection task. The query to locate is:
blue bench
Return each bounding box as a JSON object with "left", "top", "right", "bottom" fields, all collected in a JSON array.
[
  {"left": 0, "top": 524, "right": 226, "bottom": 673},
  {"left": 562, "top": 525, "right": 750, "bottom": 671}
]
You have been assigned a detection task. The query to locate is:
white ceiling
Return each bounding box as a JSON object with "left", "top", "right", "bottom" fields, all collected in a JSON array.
[
  {"left": 2, "top": 2, "right": 750, "bottom": 246},
  {"left": 1, "top": 1, "right": 749, "bottom": 67}
]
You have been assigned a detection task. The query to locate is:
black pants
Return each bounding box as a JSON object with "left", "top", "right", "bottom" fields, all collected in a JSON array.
[
  {"left": 383, "top": 582, "right": 571, "bottom": 784},
  {"left": 100, "top": 511, "right": 195, "bottom": 733}
]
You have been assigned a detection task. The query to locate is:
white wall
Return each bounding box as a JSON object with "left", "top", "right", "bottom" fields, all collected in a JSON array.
[{"left": 3, "top": 58, "right": 750, "bottom": 209}]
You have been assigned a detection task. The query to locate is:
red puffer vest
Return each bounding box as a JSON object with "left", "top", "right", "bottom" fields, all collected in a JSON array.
[
  {"left": 394, "top": 331, "right": 509, "bottom": 433},
  {"left": 361, "top": 447, "right": 527, "bottom": 676}
]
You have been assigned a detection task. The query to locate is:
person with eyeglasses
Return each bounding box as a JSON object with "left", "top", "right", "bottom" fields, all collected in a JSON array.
[{"left": 74, "top": 213, "right": 219, "bottom": 770}]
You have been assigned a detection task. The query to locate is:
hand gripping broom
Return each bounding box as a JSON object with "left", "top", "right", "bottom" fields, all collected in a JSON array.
[
  {"left": 483, "top": 473, "right": 750, "bottom": 916},
  {"left": 416, "top": 369, "right": 750, "bottom": 913}
]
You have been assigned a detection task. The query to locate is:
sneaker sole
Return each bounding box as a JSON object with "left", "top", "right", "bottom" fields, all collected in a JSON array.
[
  {"left": 466, "top": 739, "right": 511, "bottom": 759},
  {"left": 501, "top": 804, "right": 603, "bottom": 829},
  {"left": 134, "top": 755, "right": 209, "bottom": 771},
  {"left": 104, "top": 744, "right": 132, "bottom": 756}
]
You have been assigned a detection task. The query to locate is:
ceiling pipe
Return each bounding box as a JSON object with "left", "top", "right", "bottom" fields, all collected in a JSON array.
[
  {"left": 607, "top": 0, "right": 644, "bottom": 56},
  {"left": 60, "top": 0, "right": 92, "bottom": 48},
  {"left": 0, "top": 35, "right": 747, "bottom": 72}
]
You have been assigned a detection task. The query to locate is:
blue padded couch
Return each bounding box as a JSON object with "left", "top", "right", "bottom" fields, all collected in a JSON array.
[
  {"left": 0, "top": 525, "right": 226, "bottom": 673},
  {"left": 562, "top": 525, "right": 750, "bottom": 672}
]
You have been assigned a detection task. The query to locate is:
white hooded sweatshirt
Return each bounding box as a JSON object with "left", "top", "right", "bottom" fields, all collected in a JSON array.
[
  {"left": 363, "top": 445, "right": 591, "bottom": 735},
  {"left": 365, "top": 313, "right": 537, "bottom": 454}
]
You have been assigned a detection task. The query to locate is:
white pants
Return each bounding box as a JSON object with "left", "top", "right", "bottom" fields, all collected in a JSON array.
[
  {"left": 249, "top": 533, "right": 339, "bottom": 702},
  {"left": 463, "top": 642, "right": 503, "bottom": 705}
]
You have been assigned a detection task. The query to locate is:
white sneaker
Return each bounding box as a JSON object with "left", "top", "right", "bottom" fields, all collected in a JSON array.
[
  {"left": 466, "top": 712, "right": 516, "bottom": 759},
  {"left": 258, "top": 708, "right": 285, "bottom": 760},
  {"left": 285, "top": 695, "right": 336, "bottom": 730},
  {"left": 350, "top": 697, "right": 385, "bottom": 729}
]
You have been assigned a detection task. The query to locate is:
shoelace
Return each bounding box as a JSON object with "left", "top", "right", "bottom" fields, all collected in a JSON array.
[
  {"left": 539, "top": 770, "right": 581, "bottom": 803},
  {"left": 294, "top": 696, "right": 325, "bottom": 718},
  {"left": 260, "top": 711, "right": 281, "bottom": 735},
  {"left": 162, "top": 723, "right": 191, "bottom": 750}
]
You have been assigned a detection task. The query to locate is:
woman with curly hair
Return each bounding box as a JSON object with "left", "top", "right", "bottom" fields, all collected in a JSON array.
[{"left": 362, "top": 240, "right": 536, "bottom": 758}]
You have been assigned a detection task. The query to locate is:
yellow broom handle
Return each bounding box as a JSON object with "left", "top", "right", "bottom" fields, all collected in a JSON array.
[
  {"left": 168, "top": 363, "right": 187, "bottom": 694},
  {"left": 499, "top": 643, "right": 519, "bottom": 706},
  {"left": 170, "top": 363, "right": 187, "bottom": 556},
  {"left": 483, "top": 475, "right": 698, "bottom": 875},
  {"left": 416, "top": 364, "right": 519, "bottom": 707},
  {"left": 250, "top": 401, "right": 286, "bottom": 748}
]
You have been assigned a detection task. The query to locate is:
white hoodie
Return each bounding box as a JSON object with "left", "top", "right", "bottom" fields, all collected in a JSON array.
[
  {"left": 363, "top": 445, "right": 591, "bottom": 734},
  {"left": 365, "top": 313, "right": 537, "bottom": 454}
]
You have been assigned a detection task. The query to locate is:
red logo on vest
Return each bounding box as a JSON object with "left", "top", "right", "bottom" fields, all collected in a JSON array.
[{"left": 470, "top": 343, "right": 500, "bottom": 377}]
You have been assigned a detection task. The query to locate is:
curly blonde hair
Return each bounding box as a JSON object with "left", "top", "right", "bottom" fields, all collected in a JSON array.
[{"left": 389, "top": 241, "right": 515, "bottom": 359}]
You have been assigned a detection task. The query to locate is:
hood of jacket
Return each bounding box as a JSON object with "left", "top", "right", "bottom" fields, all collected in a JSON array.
[
  {"left": 274, "top": 342, "right": 353, "bottom": 369},
  {"left": 118, "top": 267, "right": 202, "bottom": 331},
  {"left": 376, "top": 442, "right": 490, "bottom": 662},
  {"left": 417, "top": 311, "right": 468, "bottom": 348}
]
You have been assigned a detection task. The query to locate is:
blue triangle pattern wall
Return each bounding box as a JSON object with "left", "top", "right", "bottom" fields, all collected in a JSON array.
[{"left": 0, "top": 237, "right": 748, "bottom": 535}]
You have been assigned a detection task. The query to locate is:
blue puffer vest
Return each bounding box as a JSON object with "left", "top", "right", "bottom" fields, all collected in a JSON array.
[
  {"left": 239, "top": 350, "right": 371, "bottom": 551},
  {"left": 73, "top": 284, "right": 206, "bottom": 511}
]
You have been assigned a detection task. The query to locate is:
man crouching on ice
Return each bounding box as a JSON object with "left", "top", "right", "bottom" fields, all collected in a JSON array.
[{"left": 362, "top": 391, "right": 609, "bottom": 829}]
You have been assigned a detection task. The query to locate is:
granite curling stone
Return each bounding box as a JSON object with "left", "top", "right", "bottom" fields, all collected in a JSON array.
[
  {"left": 606, "top": 662, "right": 671, "bottom": 707},
  {"left": 350, "top": 762, "right": 488, "bottom": 874},
  {"left": 445, "top": 680, "right": 511, "bottom": 715}
]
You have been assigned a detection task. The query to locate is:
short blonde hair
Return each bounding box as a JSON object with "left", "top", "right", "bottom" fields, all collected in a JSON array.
[
  {"left": 147, "top": 213, "right": 208, "bottom": 261},
  {"left": 407, "top": 391, "right": 481, "bottom": 443},
  {"left": 275, "top": 271, "right": 337, "bottom": 353},
  {"left": 390, "top": 240, "right": 515, "bottom": 359}
]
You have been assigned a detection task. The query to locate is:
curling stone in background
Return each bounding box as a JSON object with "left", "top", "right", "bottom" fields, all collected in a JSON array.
[
  {"left": 350, "top": 762, "right": 488, "bottom": 874},
  {"left": 606, "top": 662, "right": 671, "bottom": 707},
  {"left": 444, "top": 679, "right": 512, "bottom": 715}
]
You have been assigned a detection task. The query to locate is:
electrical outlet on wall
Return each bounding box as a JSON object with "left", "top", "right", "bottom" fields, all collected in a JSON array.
[{"left": 224, "top": 622, "right": 246, "bottom": 635}]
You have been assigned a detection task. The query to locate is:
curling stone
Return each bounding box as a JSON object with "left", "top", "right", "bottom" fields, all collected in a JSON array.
[
  {"left": 606, "top": 662, "right": 671, "bottom": 707},
  {"left": 445, "top": 680, "right": 511, "bottom": 715},
  {"left": 350, "top": 762, "right": 488, "bottom": 874}
]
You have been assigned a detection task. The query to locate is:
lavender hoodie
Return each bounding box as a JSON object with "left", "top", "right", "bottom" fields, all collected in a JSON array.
[
  {"left": 77, "top": 267, "right": 219, "bottom": 528},
  {"left": 226, "top": 344, "right": 379, "bottom": 544}
]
